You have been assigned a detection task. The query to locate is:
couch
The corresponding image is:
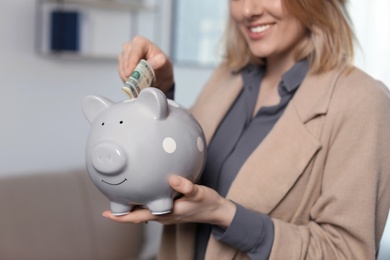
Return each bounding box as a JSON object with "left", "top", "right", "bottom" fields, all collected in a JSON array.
[{"left": 0, "top": 169, "right": 146, "bottom": 260}]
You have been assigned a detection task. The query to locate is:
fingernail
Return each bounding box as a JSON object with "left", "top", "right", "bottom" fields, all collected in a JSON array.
[{"left": 170, "top": 176, "right": 182, "bottom": 186}]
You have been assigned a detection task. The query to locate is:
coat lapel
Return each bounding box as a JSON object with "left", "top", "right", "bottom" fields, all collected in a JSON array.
[
  {"left": 226, "top": 66, "right": 345, "bottom": 213},
  {"left": 226, "top": 102, "right": 322, "bottom": 213}
]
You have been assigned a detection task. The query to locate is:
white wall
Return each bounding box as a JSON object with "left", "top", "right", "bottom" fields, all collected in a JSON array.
[
  {"left": 0, "top": 0, "right": 212, "bottom": 176},
  {"left": 1, "top": 1, "right": 125, "bottom": 175},
  {"left": 0, "top": 2, "right": 210, "bottom": 258}
]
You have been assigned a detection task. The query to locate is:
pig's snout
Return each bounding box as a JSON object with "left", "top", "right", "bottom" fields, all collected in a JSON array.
[{"left": 91, "top": 142, "right": 127, "bottom": 175}]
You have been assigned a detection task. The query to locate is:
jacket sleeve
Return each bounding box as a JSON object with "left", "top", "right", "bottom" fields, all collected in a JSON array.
[
  {"left": 269, "top": 74, "right": 390, "bottom": 259},
  {"left": 212, "top": 203, "right": 274, "bottom": 259}
]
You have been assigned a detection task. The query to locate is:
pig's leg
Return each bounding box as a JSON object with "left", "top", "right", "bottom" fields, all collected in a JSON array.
[
  {"left": 110, "top": 201, "right": 132, "bottom": 216},
  {"left": 148, "top": 198, "right": 173, "bottom": 215}
]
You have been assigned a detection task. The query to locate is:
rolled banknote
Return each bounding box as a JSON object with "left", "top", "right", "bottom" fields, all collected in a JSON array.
[{"left": 122, "top": 59, "right": 156, "bottom": 99}]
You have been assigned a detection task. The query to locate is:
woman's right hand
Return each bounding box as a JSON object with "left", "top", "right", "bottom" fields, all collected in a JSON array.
[{"left": 118, "top": 35, "right": 174, "bottom": 94}]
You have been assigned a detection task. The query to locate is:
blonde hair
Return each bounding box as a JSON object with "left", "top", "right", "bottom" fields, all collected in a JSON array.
[{"left": 223, "top": 0, "right": 355, "bottom": 74}]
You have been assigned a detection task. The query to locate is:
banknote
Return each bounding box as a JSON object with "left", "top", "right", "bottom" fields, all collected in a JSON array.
[{"left": 122, "top": 59, "right": 156, "bottom": 99}]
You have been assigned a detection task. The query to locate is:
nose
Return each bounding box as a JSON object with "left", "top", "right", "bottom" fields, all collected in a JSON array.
[
  {"left": 242, "top": 0, "right": 263, "bottom": 19},
  {"left": 91, "top": 142, "right": 127, "bottom": 175}
]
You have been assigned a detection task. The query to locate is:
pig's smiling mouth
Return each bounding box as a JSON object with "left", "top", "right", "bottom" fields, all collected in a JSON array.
[{"left": 102, "top": 178, "right": 127, "bottom": 186}]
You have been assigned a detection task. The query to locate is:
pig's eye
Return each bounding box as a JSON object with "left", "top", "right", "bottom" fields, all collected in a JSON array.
[
  {"left": 101, "top": 122, "right": 105, "bottom": 126},
  {"left": 119, "top": 121, "right": 124, "bottom": 124}
]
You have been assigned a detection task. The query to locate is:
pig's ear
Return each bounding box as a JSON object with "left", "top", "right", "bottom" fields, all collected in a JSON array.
[
  {"left": 83, "top": 95, "right": 114, "bottom": 124},
  {"left": 137, "top": 88, "right": 168, "bottom": 120}
]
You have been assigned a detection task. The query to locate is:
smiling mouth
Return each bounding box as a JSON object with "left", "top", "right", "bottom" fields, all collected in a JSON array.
[
  {"left": 102, "top": 178, "right": 127, "bottom": 186},
  {"left": 249, "top": 24, "right": 271, "bottom": 33}
]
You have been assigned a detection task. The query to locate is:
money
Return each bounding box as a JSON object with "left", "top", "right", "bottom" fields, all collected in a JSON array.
[{"left": 122, "top": 59, "right": 156, "bottom": 99}]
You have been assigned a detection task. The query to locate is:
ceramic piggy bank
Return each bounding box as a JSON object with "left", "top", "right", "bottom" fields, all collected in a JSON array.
[{"left": 82, "top": 88, "right": 206, "bottom": 216}]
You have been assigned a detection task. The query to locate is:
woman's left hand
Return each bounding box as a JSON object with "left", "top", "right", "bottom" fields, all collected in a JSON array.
[{"left": 102, "top": 175, "right": 236, "bottom": 229}]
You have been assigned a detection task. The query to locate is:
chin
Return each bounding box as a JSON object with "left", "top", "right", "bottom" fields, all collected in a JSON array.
[{"left": 250, "top": 49, "right": 271, "bottom": 59}]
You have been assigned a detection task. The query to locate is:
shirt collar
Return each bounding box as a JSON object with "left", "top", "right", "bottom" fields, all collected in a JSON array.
[
  {"left": 241, "top": 64, "right": 264, "bottom": 91},
  {"left": 241, "top": 59, "right": 309, "bottom": 93},
  {"left": 280, "top": 59, "right": 309, "bottom": 93}
]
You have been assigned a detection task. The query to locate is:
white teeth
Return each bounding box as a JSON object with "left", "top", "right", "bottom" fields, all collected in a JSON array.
[{"left": 250, "top": 25, "right": 271, "bottom": 33}]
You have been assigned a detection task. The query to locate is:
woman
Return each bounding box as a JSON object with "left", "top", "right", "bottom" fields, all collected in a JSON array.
[{"left": 105, "top": 0, "right": 390, "bottom": 259}]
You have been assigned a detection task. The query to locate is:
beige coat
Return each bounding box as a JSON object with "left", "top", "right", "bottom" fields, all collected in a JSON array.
[{"left": 159, "top": 64, "right": 390, "bottom": 260}]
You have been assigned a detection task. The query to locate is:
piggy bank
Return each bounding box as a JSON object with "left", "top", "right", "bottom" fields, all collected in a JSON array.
[{"left": 82, "top": 88, "right": 206, "bottom": 216}]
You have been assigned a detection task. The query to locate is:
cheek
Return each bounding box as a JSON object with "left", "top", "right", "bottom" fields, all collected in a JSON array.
[
  {"left": 284, "top": 21, "right": 306, "bottom": 46},
  {"left": 273, "top": 0, "right": 284, "bottom": 12},
  {"left": 229, "top": 1, "right": 242, "bottom": 22},
  {"left": 229, "top": 3, "right": 248, "bottom": 40}
]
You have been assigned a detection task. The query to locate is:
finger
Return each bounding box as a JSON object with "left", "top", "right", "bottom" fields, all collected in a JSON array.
[
  {"left": 118, "top": 54, "right": 127, "bottom": 82},
  {"left": 169, "top": 175, "right": 198, "bottom": 198},
  {"left": 120, "top": 39, "right": 145, "bottom": 79},
  {"left": 123, "top": 36, "right": 152, "bottom": 78},
  {"left": 121, "top": 43, "right": 132, "bottom": 78},
  {"left": 102, "top": 209, "right": 155, "bottom": 224}
]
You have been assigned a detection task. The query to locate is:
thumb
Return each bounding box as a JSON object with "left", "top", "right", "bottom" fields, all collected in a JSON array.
[
  {"left": 169, "top": 175, "right": 198, "bottom": 198},
  {"left": 146, "top": 53, "right": 165, "bottom": 70}
]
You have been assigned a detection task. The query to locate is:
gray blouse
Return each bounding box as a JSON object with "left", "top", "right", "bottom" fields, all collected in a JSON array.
[{"left": 194, "top": 60, "right": 309, "bottom": 260}]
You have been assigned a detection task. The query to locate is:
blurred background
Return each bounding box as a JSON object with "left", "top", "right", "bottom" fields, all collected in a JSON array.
[{"left": 0, "top": 0, "right": 389, "bottom": 259}]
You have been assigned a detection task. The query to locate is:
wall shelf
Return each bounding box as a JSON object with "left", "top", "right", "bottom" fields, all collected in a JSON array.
[
  {"left": 35, "top": 0, "right": 163, "bottom": 60},
  {"left": 38, "top": 0, "right": 153, "bottom": 11}
]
